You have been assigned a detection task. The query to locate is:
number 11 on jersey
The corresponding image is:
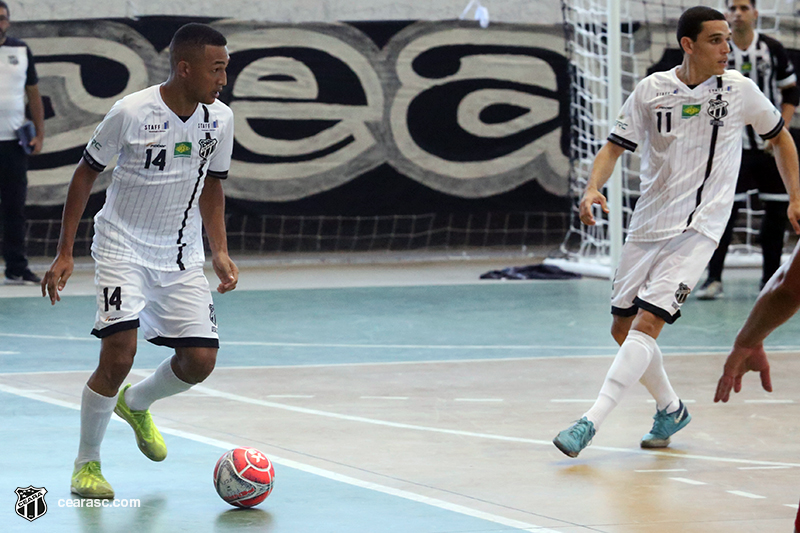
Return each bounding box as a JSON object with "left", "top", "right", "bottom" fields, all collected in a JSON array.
[{"left": 656, "top": 110, "right": 672, "bottom": 133}]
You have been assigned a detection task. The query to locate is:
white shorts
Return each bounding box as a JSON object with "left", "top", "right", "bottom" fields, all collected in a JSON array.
[
  {"left": 611, "top": 230, "right": 717, "bottom": 324},
  {"left": 92, "top": 258, "right": 219, "bottom": 348}
]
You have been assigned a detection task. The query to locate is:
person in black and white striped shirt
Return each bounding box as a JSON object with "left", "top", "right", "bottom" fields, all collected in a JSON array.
[
  {"left": 696, "top": 0, "right": 799, "bottom": 300},
  {"left": 553, "top": 6, "right": 800, "bottom": 459},
  {"left": 41, "top": 23, "right": 238, "bottom": 498}
]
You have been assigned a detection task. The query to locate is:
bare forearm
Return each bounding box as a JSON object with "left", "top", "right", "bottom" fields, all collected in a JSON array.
[
  {"left": 772, "top": 128, "right": 800, "bottom": 203},
  {"left": 25, "top": 85, "right": 45, "bottom": 138},
  {"left": 586, "top": 142, "right": 625, "bottom": 193},
  {"left": 736, "top": 273, "right": 800, "bottom": 347},
  {"left": 199, "top": 178, "right": 228, "bottom": 256},
  {"left": 781, "top": 103, "right": 796, "bottom": 128},
  {"left": 58, "top": 162, "right": 99, "bottom": 256}
]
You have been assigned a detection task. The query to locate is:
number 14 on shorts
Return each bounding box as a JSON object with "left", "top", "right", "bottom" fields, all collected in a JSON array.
[{"left": 103, "top": 287, "right": 122, "bottom": 312}]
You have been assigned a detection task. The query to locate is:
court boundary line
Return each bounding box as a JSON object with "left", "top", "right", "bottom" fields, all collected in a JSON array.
[
  {"left": 3, "top": 347, "right": 800, "bottom": 377},
  {"left": 102, "top": 374, "right": 800, "bottom": 470},
  {"left": 0, "top": 382, "right": 562, "bottom": 533},
  {"left": 4, "top": 376, "right": 796, "bottom": 471},
  {"left": 3, "top": 331, "right": 800, "bottom": 355}
]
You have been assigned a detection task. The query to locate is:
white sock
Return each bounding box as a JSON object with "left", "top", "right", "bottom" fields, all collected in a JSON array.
[
  {"left": 639, "top": 342, "right": 680, "bottom": 412},
  {"left": 125, "top": 356, "right": 193, "bottom": 411},
  {"left": 584, "top": 330, "right": 657, "bottom": 429},
  {"left": 75, "top": 384, "right": 117, "bottom": 468}
]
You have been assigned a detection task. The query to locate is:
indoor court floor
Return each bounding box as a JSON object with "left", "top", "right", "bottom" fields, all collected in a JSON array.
[{"left": 2, "top": 256, "right": 800, "bottom": 532}]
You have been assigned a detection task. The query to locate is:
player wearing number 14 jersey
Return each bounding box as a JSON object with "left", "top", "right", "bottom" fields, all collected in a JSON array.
[
  {"left": 553, "top": 6, "right": 800, "bottom": 458},
  {"left": 42, "top": 23, "right": 238, "bottom": 498},
  {"left": 85, "top": 82, "right": 233, "bottom": 270}
]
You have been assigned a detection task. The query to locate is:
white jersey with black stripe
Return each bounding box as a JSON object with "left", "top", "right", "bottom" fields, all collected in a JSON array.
[
  {"left": 729, "top": 32, "right": 797, "bottom": 150},
  {"left": 83, "top": 85, "right": 234, "bottom": 271},
  {"left": 608, "top": 67, "right": 783, "bottom": 244}
]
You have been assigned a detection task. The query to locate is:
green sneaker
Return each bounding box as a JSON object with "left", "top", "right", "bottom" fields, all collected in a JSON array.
[
  {"left": 641, "top": 400, "right": 691, "bottom": 448},
  {"left": 114, "top": 384, "right": 167, "bottom": 462},
  {"left": 553, "top": 417, "right": 596, "bottom": 458},
  {"left": 71, "top": 461, "right": 114, "bottom": 499}
]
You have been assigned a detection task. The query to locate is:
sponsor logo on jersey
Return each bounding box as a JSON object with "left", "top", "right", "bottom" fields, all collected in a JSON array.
[
  {"left": 143, "top": 121, "right": 169, "bottom": 133},
  {"left": 198, "top": 138, "right": 218, "bottom": 160},
  {"left": 198, "top": 120, "right": 218, "bottom": 131},
  {"left": 90, "top": 138, "right": 102, "bottom": 150},
  {"left": 174, "top": 142, "right": 192, "bottom": 157},
  {"left": 8, "top": 54, "right": 18, "bottom": 65},
  {"left": 655, "top": 90, "right": 675, "bottom": 96},
  {"left": 674, "top": 282, "right": 691, "bottom": 305},
  {"left": 146, "top": 142, "right": 166, "bottom": 148},
  {"left": 681, "top": 104, "right": 701, "bottom": 118}
]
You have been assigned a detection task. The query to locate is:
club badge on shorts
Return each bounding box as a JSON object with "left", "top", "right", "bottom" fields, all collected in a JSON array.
[
  {"left": 15, "top": 486, "right": 47, "bottom": 522},
  {"left": 674, "top": 282, "right": 691, "bottom": 305}
]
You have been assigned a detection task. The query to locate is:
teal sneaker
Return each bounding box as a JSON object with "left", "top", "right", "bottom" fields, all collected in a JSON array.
[
  {"left": 553, "top": 417, "right": 596, "bottom": 458},
  {"left": 641, "top": 400, "right": 691, "bottom": 448},
  {"left": 114, "top": 384, "right": 167, "bottom": 461}
]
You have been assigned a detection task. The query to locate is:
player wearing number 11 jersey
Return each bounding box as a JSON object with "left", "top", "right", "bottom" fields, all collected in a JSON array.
[
  {"left": 553, "top": 6, "right": 800, "bottom": 458},
  {"left": 41, "top": 23, "right": 238, "bottom": 498}
]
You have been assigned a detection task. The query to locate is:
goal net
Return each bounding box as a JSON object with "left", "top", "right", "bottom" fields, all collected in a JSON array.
[{"left": 555, "top": 0, "right": 800, "bottom": 278}]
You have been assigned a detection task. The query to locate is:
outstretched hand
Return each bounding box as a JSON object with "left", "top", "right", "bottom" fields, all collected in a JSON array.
[
  {"left": 714, "top": 343, "right": 772, "bottom": 403},
  {"left": 212, "top": 253, "right": 238, "bottom": 294},
  {"left": 41, "top": 255, "right": 74, "bottom": 305},
  {"left": 579, "top": 189, "right": 609, "bottom": 226}
]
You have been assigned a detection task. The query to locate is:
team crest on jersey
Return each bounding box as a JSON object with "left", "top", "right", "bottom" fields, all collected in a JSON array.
[
  {"left": 8, "top": 54, "right": 18, "bottom": 65},
  {"left": 174, "top": 142, "right": 192, "bottom": 158},
  {"left": 674, "top": 283, "right": 691, "bottom": 305},
  {"left": 198, "top": 138, "right": 218, "bottom": 160},
  {"left": 707, "top": 99, "right": 728, "bottom": 126}
]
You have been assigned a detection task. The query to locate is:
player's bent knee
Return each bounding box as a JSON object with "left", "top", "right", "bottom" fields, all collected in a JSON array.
[
  {"left": 610, "top": 316, "right": 633, "bottom": 346},
  {"left": 174, "top": 347, "right": 217, "bottom": 384}
]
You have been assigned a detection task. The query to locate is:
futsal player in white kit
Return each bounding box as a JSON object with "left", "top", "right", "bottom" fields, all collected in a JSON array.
[
  {"left": 553, "top": 6, "right": 800, "bottom": 458},
  {"left": 41, "top": 23, "right": 238, "bottom": 496}
]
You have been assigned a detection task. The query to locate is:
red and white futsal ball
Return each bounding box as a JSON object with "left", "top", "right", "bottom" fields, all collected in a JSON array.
[{"left": 213, "top": 447, "right": 275, "bottom": 508}]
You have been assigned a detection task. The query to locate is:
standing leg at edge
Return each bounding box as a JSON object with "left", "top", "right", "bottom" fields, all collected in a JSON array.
[
  {"left": 72, "top": 328, "right": 138, "bottom": 499},
  {"left": 553, "top": 310, "right": 665, "bottom": 457}
]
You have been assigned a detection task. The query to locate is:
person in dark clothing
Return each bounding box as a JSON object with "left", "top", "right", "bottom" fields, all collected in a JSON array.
[{"left": 0, "top": 0, "right": 44, "bottom": 284}]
